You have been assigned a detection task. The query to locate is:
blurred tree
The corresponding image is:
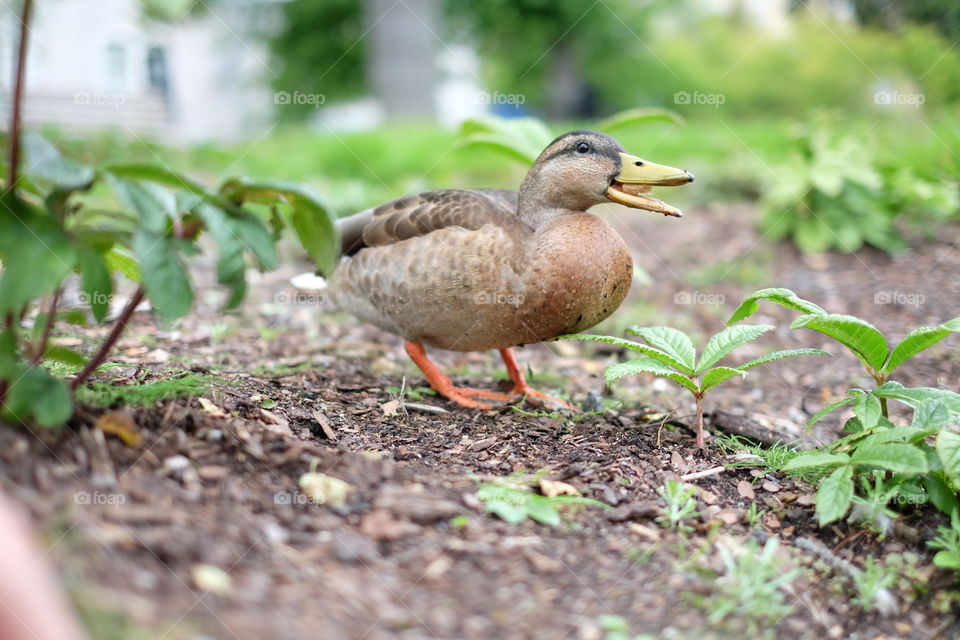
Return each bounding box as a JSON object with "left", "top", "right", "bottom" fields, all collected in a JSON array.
[
  {"left": 813, "top": 0, "right": 960, "bottom": 41},
  {"left": 444, "top": 0, "right": 664, "bottom": 119},
  {"left": 268, "top": 0, "right": 368, "bottom": 120}
]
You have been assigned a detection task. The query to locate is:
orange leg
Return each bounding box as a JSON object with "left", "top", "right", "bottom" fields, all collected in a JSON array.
[
  {"left": 498, "top": 348, "right": 578, "bottom": 412},
  {"left": 404, "top": 342, "right": 514, "bottom": 409}
]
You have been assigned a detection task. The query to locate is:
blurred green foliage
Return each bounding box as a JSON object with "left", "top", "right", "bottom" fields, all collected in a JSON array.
[{"left": 762, "top": 124, "right": 959, "bottom": 253}]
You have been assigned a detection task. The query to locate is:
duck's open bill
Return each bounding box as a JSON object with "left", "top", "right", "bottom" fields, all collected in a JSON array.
[{"left": 606, "top": 152, "right": 694, "bottom": 217}]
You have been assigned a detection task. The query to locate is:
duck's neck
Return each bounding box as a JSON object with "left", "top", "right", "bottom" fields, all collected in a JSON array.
[{"left": 517, "top": 170, "right": 592, "bottom": 230}]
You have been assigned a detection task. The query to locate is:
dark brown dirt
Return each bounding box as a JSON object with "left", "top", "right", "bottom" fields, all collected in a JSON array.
[{"left": 1, "top": 205, "right": 958, "bottom": 639}]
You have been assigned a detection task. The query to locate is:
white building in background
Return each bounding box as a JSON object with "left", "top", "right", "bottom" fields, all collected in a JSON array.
[{"left": 0, "top": 0, "right": 275, "bottom": 142}]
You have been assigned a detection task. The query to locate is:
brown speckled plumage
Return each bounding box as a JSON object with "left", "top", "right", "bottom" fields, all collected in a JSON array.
[{"left": 326, "top": 131, "right": 673, "bottom": 354}]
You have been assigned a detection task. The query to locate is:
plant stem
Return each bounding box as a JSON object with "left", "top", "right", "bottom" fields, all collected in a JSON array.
[
  {"left": 30, "top": 286, "right": 60, "bottom": 364},
  {"left": 71, "top": 287, "right": 144, "bottom": 390},
  {"left": 879, "top": 397, "right": 888, "bottom": 419},
  {"left": 694, "top": 393, "right": 705, "bottom": 448},
  {"left": 6, "top": 0, "right": 33, "bottom": 190}
]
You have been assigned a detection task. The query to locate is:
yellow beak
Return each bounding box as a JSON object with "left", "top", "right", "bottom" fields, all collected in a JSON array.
[{"left": 606, "top": 152, "right": 694, "bottom": 217}]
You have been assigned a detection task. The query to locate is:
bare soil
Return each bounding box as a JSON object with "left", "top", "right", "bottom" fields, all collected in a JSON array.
[{"left": 1, "top": 205, "right": 958, "bottom": 639}]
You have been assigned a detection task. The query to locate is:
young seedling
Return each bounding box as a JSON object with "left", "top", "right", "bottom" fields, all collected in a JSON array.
[
  {"left": 656, "top": 479, "right": 699, "bottom": 532},
  {"left": 565, "top": 325, "right": 827, "bottom": 446},
  {"left": 728, "top": 287, "right": 960, "bottom": 424}
]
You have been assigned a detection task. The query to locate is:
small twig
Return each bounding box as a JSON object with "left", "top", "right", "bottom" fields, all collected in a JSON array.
[
  {"left": 71, "top": 288, "right": 145, "bottom": 389},
  {"left": 794, "top": 536, "right": 898, "bottom": 617},
  {"left": 6, "top": 0, "right": 33, "bottom": 189},
  {"left": 680, "top": 466, "right": 725, "bottom": 481},
  {"left": 401, "top": 401, "right": 449, "bottom": 415},
  {"left": 30, "top": 286, "right": 61, "bottom": 364}
]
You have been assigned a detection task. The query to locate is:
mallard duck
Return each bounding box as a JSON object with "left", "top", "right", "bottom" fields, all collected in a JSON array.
[{"left": 323, "top": 130, "right": 693, "bottom": 409}]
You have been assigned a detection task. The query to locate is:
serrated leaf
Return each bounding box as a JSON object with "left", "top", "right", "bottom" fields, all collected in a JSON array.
[
  {"left": 937, "top": 430, "right": 960, "bottom": 482},
  {"left": 563, "top": 334, "right": 694, "bottom": 375},
  {"left": 0, "top": 195, "right": 76, "bottom": 315},
  {"left": 850, "top": 443, "right": 928, "bottom": 474},
  {"left": 627, "top": 326, "right": 696, "bottom": 372},
  {"left": 781, "top": 452, "right": 850, "bottom": 471},
  {"left": 604, "top": 357, "right": 698, "bottom": 393},
  {"left": 790, "top": 313, "right": 889, "bottom": 371},
  {"left": 697, "top": 325, "right": 773, "bottom": 373},
  {"left": 76, "top": 246, "right": 113, "bottom": 323},
  {"left": 726, "top": 288, "right": 825, "bottom": 325},
  {"left": 854, "top": 392, "right": 882, "bottom": 429},
  {"left": 912, "top": 400, "right": 951, "bottom": 431},
  {"left": 737, "top": 348, "right": 829, "bottom": 371},
  {"left": 700, "top": 366, "right": 746, "bottom": 393},
  {"left": 808, "top": 397, "right": 855, "bottom": 428},
  {"left": 874, "top": 382, "right": 960, "bottom": 414},
  {"left": 133, "top": 229, "right": 193, "bottom": 322},
  {"left": 21, "top": 131, "right": 95, "bottom": 189},
  {"left": 883, "top": 319, "right": 960, "bottom": 375},
  {"left": 816, "top": 465, "right": 854, "bottom": 526}
]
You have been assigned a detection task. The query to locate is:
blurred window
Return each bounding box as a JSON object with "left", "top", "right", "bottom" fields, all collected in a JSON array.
[
  {"left": 147, "top": 46, "right": 169, "bottom": 94},
  {"left": 106, "top": 43, "right": 126, "bottom": 90}
]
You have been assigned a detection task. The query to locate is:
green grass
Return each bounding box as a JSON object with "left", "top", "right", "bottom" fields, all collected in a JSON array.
[{"left": 65, "top": 367, "right": 226, "bottom": 408}]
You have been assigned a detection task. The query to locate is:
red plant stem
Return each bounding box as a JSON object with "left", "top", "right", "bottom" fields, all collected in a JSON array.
[
  {"left": 30, "top": 287, "right": 60, "bottom": 365},
  {"left": 70, "top": 287, "right": 145, "bottom": 390},
  {"left": 6, "top": 0, "right": 33, "bottom": 189},
  {"left": 694, "top": 393, "right": 705, "bottom": 448}
]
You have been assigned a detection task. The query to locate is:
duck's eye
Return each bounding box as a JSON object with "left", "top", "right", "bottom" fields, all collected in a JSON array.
[{"left": 576, "top": 142, "right": 591, "bottom": 154}]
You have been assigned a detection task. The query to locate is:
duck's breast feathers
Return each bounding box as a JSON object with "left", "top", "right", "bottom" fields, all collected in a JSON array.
[{"left": 338, "top": 189, "right": 523, "bottom": 255}]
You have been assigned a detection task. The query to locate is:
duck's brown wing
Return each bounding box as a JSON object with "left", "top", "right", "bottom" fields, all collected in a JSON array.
[{"left": 338, "top": 189, "right": 522, "bottom": 255}]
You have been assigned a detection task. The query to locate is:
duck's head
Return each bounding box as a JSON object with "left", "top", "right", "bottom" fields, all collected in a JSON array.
[{"left": 518, "top": 130, "right": 694, "bottom": 225}]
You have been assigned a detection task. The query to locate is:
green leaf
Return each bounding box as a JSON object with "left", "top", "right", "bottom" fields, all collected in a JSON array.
[
  {"left": 922, "top": 474, "right": 958, "bottom": 515},
  {"left": 456, "top": 116, "right": 554, "bottom": 165},
  {"left": 0, "top": 195, "right": 77, "bottom": 315},
  {"left": 790, "top": 313, "right": 889, "bottom": 372},
  {"left": 526, "top": 495, "right": 562, "bottom": 527},
  {"left": 874, "top": 382, "right": 960, "bottom": 414},
  {"left": 912, "top": 400, "right": 952, "bottom": 431},
  {"left": 562, "top": 334, "right": 694, "bottom": 375},
  {"left": 195, "top": 205, "right": 248, "bottom": 309},
  {"left": 933, "top": 550, "right": 960, "bottom": 570},
  {"left": 627, "top": 326, "right": 696, "bottom": 372},
  {"left": 781, "top": 452, "right": 850, "bottom": 471},
  {"left": 854, "top": 392, "right": 882, "bottom": 429},
  {"left": 104, "top": 249, "right": 141, "bottom": 283},
  {"left": 808, "top": 396, "right": 855, "bottom": 428},
  {"left": 726, "top": 288, "right": 825, "bottom": 325},
  {"left": 219, "top": 178, "right": 336, "bottom": 274},
  {"left": 76, "top": 246, "right": 113, "bottom": 323},
  {"left": 883, "top": 319, "right": 960, "bottom": 375},
  {"left": 816, "top": 465, "right": 854, "bottom": 526},
  {"left": 604, "top": 357, "right": 698, "bottom": 394},
  {"left": 42, "top": 345, "right": 87, "bottom": 368},
  {"left": 937, "top": 430, "right": 960, "bottom": 482},
  {"left": 737, "top": 348, "right": 829, "bottom": 371},
  {"left": 850, "top": 443, "right": 928, "bottom": 474},
  {"left": 232, "top": 212, "right": 279, "bottom": 271},
  {"left": 21, "top": 131, "right": 95, "bottom": 189},
  {"left": 594, "top": 107, "right": 684, "bottom": 132},
  {"left": 133, "top": 229, "right": 193, "bottom": 322},
  {"left": 700, "top": 366, "right": 746, "bottom": 393},
  {"left": 1, "top": 365, "right": 73, "bottom": 427},
  {"left": 697, "top": 325, "right": 773, "bottom": 373},
  {"left": 106, "top": 174, "right": 177, "bottom": 234}
]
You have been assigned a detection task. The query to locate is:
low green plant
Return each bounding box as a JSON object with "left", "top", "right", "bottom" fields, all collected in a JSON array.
[
  {"left": 928, "top": 511, "right": 960, "bottom": 580},
  {"left": 697, "top": 537, "right": 798, "bottom": 637},
  {"left": 761, "top": 126, "right": 958, "bottom": 254},
  {"left": 851, "top": 557, "right": 897, "bottom": 613},
  {"left": 656, "top": 480, "right": 699, "bottom": 532},
  {"left": 475, "top": 482, "right": 608, "bottom": 527},
  {"left": 729, "top": 288, "right": 960, "bottom": 421},
  {"left": 76, "top": 371, "right": 223, "bottom": 408},
  {"left": 727, "top": 288, "right": 960, "bottom": 525},
  {"left": 565, "top": 324, "right": 826, "bottom": 446}
]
